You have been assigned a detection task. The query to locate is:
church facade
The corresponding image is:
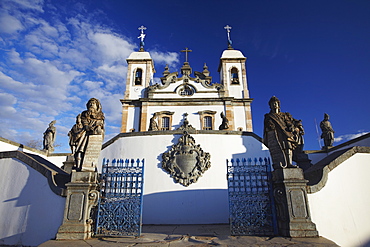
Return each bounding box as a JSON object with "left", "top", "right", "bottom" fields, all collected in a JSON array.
[{"left": 100, "top": 46, "right": 270, "bottom": 224}]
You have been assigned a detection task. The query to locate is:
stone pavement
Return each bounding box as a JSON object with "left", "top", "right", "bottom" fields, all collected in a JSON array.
[{"left": 40, "top": 224, "right": 339, "bottom": 246}]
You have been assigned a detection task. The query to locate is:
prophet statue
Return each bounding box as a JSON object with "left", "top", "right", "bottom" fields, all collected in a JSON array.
[
  {"left": 263, "top": 96, "right": 307, "bottom": 169},
  {"left": 43, "top": 120, "right": 56, "bottom": 153},
  {"left": 320, "top": 113, "right": 335, "bottom": 148},
  {"left": 70, "top": 98, "right": 105, "bottom": 169}
]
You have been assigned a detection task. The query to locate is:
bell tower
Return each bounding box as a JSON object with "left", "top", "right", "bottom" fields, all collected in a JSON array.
[
  {"left": 217, "top": 25, "right": 252, "bottom": 131},
  {"left": 121, "top": 26, "right": 155, "bottom": 133}
]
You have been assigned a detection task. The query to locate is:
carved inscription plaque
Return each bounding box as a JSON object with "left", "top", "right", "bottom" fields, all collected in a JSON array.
[
  {"left": 67, "top": 193, "right": 85, "bottom": 221},
  {"left": 82, "top": 135, "right": 103, "bottom": 171}
]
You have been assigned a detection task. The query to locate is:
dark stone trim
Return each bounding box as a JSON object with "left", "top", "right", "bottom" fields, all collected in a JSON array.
[
  {"left": 305, "top": 146, "right": 370, "bottom": 193},
  {"left": 103, "top": 130, "right": 263, "bottom": 150},
  {"left": 305, "top": 132, "right": 370, "bottom": 154},
  {"left": 0, "top": 150, "right": 70, "bottom": 196}
]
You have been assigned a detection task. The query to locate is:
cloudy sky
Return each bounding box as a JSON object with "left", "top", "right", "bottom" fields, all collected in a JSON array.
[{"left": 0, "top": 0, "right": 369, "bottom": 152}]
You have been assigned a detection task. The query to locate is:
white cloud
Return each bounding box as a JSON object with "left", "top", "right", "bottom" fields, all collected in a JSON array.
[
  {"left": 150, "top": 50, "right": 179, "bottom": 67},
  {"left": 0, "top": 13, "right": 24, "bottom": 34},
  {"left": 334, "top": 131, "right": 370, "bottom": 143}
]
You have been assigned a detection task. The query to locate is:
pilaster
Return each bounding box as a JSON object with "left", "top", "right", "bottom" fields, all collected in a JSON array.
[{"left": 225, "top": 101, "right": 234, "bottom": 130}]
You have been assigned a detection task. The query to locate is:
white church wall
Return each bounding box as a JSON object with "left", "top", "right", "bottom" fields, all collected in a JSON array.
[
  {"left": 147, "top": 105, "right": 225, "bottom": 130},
  {"left": 100, "top": 133, "right": 270, "bottom": 224},
  {"left": 308, "top": 153, "right": 370, "bottom": 247},
  {"left": 0, "top": 158, "right": 65, "bottom": 247},
  {"left": 233, "top": 105, "right": 247, "bottom": 131}
]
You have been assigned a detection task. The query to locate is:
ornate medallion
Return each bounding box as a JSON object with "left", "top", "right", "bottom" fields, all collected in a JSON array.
[{"left": 162, "top": 131, "right": 211, "bottom": 186}]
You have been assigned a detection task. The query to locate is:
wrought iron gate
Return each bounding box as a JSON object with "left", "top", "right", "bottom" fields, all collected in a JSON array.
[
  {"left": 227, "top": 157, "right": 277, "bottom": 236},
  {"left": 95, "top": 158, "right": 144, "bottom": 236}
]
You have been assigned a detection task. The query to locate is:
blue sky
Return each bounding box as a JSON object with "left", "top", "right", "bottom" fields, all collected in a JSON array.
[{"left": 0, "top": 0, "right": 369, "bottom": 152}]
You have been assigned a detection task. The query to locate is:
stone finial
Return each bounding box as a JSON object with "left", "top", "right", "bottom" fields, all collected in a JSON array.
[
  {"left": 162, "top": 64, "right": 170, "bottom": 76},
  {"left": 202, "top": 63, "right": 210, "bottom": 77}
]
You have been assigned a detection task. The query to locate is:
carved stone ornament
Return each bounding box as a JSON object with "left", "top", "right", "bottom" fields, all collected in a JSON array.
[{"left": 162, "top": 131, "right": 211, "bottom": 186}]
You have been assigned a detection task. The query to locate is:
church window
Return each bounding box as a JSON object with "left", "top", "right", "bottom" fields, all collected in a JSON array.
[
  {"left": 161, "top": 117, "right": 170, "bottom": 130},
  {"left": 198, "top": 110, "right": 216, "bottom": 130},
  {"left": 134, "top": 68, "right": 143, "bottom": 85},
  {"left": 204, "top": 116, "right": 213, "bottom": 130},
  {"left": 230, "top": 67, "right": 239, "bottom": 84}
]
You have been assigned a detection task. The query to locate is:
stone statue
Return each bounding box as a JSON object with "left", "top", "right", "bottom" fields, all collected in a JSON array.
[
  {"left": 219, "top": 112, "right": 229, "bottom": 130},
  {"left": 263, "top": 96, "right": 308, "bottom": 169},
  {"left": 73, "top": 98, "right": 105, "bottom": 170},
  {"left": 68, "top": 114, "right": 84, "bottom": 154},
  {"left": 43, "top": 120, "right": 56, "bottom": 153},
  {"left": 148, "top": 113, "right": 158, "bottom": 131},
  {"left": 320, "top": 113, "right": 334, "bottom": 148}
]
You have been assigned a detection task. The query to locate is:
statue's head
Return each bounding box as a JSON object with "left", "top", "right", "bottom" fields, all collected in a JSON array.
[
  {"left": 50, "top": 120, "right": 56, "bottom": 126},
  {"left": 220, "top": 112, "right": 224, "bottom": 118},
  {"left": 268, "top": 96, "right": 280, "bottom": 111},
  {"left": 324, "top": 113, "right": 329, "bottom": 120},
  {"left": 86, "top": 98, "right": 102, "bottom": 112}
]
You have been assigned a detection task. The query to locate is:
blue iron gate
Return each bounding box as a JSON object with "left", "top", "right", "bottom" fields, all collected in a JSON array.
[
  {"left": 227, "top": 157, "right": 277, "bottom": 236},
  {"left": 96, "top": 158, "right": 144, "bottom": 236}
]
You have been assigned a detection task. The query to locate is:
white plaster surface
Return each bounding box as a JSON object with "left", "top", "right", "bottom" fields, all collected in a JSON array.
[
  {"left": 100, "top": 133, "right": 270, "bottom": 224},
  {"left": 220, "top": 49, "right": 245, "bottom": 58},
  {"left": 0, "top": 158, "right": 65, "bottom": 246},
  {"left": 308, "top": 153, "right": 370, "bottom": 247},
  {"left": 0, "top": 138, "right": 67, "bottom": 167}
]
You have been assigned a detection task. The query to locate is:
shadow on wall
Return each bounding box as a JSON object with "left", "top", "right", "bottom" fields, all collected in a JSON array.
[
  {"left": 142, "top": 189, "right": 229, "bottom": 225},
  {"left": 0, "top": 163, "right": 65, "bottom": 247}
]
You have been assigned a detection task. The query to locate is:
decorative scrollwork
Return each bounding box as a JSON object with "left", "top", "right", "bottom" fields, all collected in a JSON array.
[{"left": 162, "top": 131, "right": 211, "bottom": 186}]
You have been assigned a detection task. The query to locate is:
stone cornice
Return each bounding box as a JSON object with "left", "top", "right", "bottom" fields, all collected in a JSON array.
[{"left": 121, "top": 97, "right": 253, "bottom": 104}]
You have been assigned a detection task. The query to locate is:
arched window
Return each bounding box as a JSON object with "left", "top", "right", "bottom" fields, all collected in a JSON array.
[
  {"left": 161, "top": 117, "right": 170, "bottom": 130},
  {"left": 231, "top": 67, "right": 239, "bottom": 84},
  {"left": 204, "top": 116, "right": 213, "bottom": 130},
  {"left": 135, "top": 68, "right": 143, "bottom": 85}
]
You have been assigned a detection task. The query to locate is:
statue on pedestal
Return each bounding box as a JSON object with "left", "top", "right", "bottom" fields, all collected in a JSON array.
[
  {"left": 43, "top": 120, "right": 56, "bottom": 153},
  {"left": 69, "top": 98, "right": 105, "bottom": 170},
  {"left": 219, "top": 112, "right": 229, "bottom": 130},
  {"left": 263, "top": 96, "right": 307, "bottom": 169},
  {"left": 148, "top": 113, "right": 158, "bottom": 131},
  {"left": 320, "top": 113, "right": 334, "bottom": 148}
]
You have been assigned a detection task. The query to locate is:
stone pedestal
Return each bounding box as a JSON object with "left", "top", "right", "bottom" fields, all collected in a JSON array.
[
  {"left": 62, "top": 155, "right": 75, "bottom": 174},
  {"left": 56, "top": 171, "right": 99, "bottom": 240},
  {"left": 272, "top": 168, "right": 318, "bottom": 237}
]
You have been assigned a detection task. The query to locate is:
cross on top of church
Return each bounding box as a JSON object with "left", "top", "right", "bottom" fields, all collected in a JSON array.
[
  {"left": 138, "top": 25, "right": 147, "bottom": 51},
  {"left": 181, "top": 47, "right": 192, "bottom": 63},
  {"left": 224, "top": 25, "right": 233, "bottom": 49}
]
